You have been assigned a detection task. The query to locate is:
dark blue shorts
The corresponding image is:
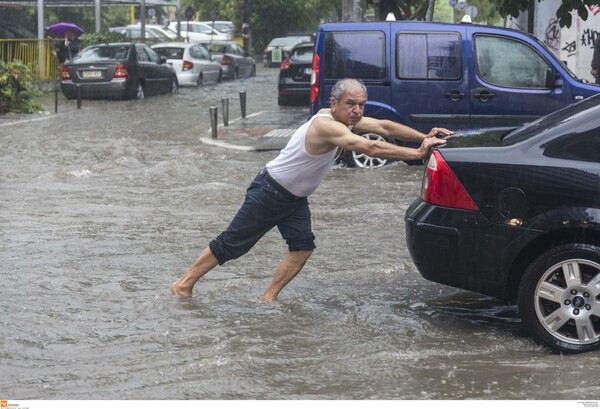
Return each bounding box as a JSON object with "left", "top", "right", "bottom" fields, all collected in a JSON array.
[{"left": 209, "top": 169, "right": 316, "bottom": 265}]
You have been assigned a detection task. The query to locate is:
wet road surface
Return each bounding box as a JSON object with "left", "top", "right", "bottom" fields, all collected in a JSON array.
[{"left": 1, "top": 66, "right": 599, "bottom": 400}]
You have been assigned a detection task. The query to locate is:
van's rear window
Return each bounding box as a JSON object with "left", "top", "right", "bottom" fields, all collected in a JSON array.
[{"left": 324, "top": 31, "right": 385, "bottom": 80}]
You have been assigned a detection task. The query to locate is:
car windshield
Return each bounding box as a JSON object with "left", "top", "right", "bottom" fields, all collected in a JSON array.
[
  {"left": 186, "top": 24, "right": 212, "bottom": 34},
  {"left": 502, "top": 94, "right": 600, "bottom": 145},
  {"left": 147, "top": 28, "right": 170, "bottom": 40},
  {"left": 213, "top": 23, "right": 232, "bottom": 32},
  {"left": 153, "top": 47, "right": 184, "bottom": 60},
  {"left": 291, "top": 46, "right": 313, "bottom": 62},
  {"left": 162, "top": 27, "right": 178, "bottom": 39},
  {"left": 269, "top": 37, "right": 310, "bottom": 47},
  {"left": 73, "top": 45, "right": 130, "bottom": 62}
]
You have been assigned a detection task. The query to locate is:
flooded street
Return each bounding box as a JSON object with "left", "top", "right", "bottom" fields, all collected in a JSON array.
[{"left": 1, "top": 66, "right": 599, "bottom": 401}]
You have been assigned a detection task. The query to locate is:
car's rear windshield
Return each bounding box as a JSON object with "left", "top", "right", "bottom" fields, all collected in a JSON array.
[
  {"left": 153, "top": 47, "right": 184, "bottom": 60},
  {"left": 269, "top": 36, "right": 311, "bottom": 47},
  {"left": 502, "top": 95, "right": 600, "bottom": 145},
  {"left": 291, "top": 46, "right": 313, "bottom": 62},
  {"left": 74, "top": 45, "right": 130, "bottom": 62},
  {"left": 204, "top": 44, "right": 226, "bottom": 53}
]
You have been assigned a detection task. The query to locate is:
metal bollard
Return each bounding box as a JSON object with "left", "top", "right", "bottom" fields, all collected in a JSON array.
[
  {"left": 221, "top": 98, "right": 229, "bottom": 127},
  {"left": 76, "top": 85, "right": 82, "bottom": 109},
  {"left": 239, "top": 91, "right": 246, "bottom": 119},
  {"left": 209, "top": 106, "right": 218, "bottom": 139},
  {"left": 54, "top": 87, "right": 58, "bottom": 113}
]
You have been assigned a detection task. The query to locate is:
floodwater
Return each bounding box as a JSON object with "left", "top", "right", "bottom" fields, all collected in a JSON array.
[{"left": 1, "top": 66, "right": 599, "bottom": 401}]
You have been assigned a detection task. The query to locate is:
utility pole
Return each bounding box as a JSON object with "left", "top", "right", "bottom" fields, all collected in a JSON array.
[{"left": 242, "top": 0, "right": 251, "bottom": 56}]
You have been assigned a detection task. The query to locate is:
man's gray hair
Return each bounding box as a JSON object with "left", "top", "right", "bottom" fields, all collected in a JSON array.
[{"left": 330, "top": 78, "right": 368, "bottom": 102}]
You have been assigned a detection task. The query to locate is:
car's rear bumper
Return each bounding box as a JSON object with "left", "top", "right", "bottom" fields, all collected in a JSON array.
[
  {"left": 61, "top": 79, "right": 129, "bottom": 99},
  {"left": 278, "top": 80, "right": 310, "bottom": 98},
  {"left": 404, "top": 198, "right": 541, "bottom": 300},
  {"left": 221, "top": 65, "right": 235, "bottom": 79},
  {"left": 176, "top": 72, "right": 199, "bottom": 87}
]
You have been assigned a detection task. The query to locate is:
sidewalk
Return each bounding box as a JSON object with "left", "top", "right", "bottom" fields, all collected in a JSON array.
[{"left": 200, "top": 108, "right": 310, "bottom": 151}]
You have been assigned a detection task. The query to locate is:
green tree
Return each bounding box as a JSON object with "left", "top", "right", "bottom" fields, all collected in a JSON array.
[
  {"left": 372, "top": 0, "right": 599, "bottom": 27},
  {"left": 180, "top": 0, "right": 338, "bottom": 55},
  {"left": 492, "top": 0, "right": 600, "bottom": 27}
]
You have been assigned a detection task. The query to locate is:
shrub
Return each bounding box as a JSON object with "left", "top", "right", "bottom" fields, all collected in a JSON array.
[
  {"left": 79, "top": 30, "right": 127, "bottom": 48},
  {"left": 0, "top": 60, "right": 44, "bottom": 114}
]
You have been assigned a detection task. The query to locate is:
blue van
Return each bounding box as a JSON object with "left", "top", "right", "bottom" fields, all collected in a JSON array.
[{"left": 310, "top": 21, "right": 600, "bottom": 165}]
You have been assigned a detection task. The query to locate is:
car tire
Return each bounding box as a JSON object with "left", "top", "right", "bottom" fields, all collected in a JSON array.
[
  {"left": 171, "top": 78, "right": 179, "bottom": 93},
  {"left": 217, "top": 70, "right": 223, "bottom": 84},
  {"left": 134, "top": 82, "right": 145, "bottom": 100},
  {"left": 517, "top": 243, "right": 600, "bottom": 354},
  {"left": 196, "top": 74, "right": 203, "bottom": 87},
  {"left": 278, "top": 94, "right": 288, "bottom": 106},
  {"left": 343, "top": 133, "right": 389, "bottom": 168}
]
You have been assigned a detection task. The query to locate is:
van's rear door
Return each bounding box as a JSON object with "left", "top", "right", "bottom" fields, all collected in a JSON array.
[
  {"left": 314, "top": 23, "right": 391, "bottom": 119},
  {"left": 391, "top": 23, "right": 469, "bottom": 132}
]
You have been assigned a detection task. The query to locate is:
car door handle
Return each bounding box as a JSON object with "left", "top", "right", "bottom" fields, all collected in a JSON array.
[
  {"left": 474, "top": 90, "right": 495, "bottom": 102},
  {"left": 445, "top": 90, "right": 465, "bottom": 102}
]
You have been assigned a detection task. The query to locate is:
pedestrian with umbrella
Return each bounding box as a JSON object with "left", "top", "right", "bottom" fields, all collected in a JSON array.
[{"left": 48, "top": 22, "right": 83, "bottom": 64}]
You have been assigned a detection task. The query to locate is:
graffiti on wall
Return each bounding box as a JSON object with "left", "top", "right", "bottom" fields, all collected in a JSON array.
[
  {"left": 544, "top": 17, "right": 561, "bottom": 52},
  {"left": 582, "top": 4, "right": 600, "bottom": 50}
]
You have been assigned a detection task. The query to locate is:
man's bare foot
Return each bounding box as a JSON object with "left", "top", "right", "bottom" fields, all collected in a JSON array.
[
  {"left": 260, "top": 293, "right": 277, "bottom": 303},
  {"left": 170, "top": 281, "right": 192, "bottom": 298}
]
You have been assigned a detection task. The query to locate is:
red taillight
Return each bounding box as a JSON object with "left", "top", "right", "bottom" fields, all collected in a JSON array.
[
  {"left": 280, "top": 59, "right": 290, "bottom": 70},
  {"left": 222, "top": 55, "right": 232, "bottom": 66},
  {"left": 114, "top": 64, "right": 128, "bottom": 78},
  {"left": 61, "top": 66, "right": 71, "bottom": 80},
  {"left": 310, "top": 52, "right": 320, "bottom": 104},
  {"left": 421, "top": 151, "right": 479, "bottom": 211},
  {"left": 182, "top": 60, "right": 193, "bottom": 71}
]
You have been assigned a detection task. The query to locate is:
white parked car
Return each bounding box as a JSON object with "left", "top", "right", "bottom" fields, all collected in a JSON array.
[
  {"left": 200, "top": 21, "right": 235, "bottom": 35},
  {"left": 152, "top": 42, "right": 222, "bottom": 87},
  {"left": 109, "top": 25, "right": 172, "bottom": 44},
  {"left": 131, "top": 24, "right": 178, "bottom": 40},
  {"left": 168, "top": 21, "right": 231, "bottom": 42}
]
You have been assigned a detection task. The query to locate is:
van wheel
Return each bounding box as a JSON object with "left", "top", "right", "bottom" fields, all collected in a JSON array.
[
  {"left": 517, "top": 244, "right": 600, "bottom": 354},
  {"left": 343, "top": 133, "right": 389, "bottom": 168}
]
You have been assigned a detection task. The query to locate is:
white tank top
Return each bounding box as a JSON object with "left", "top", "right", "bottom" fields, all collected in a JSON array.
[{"left": 266, "top": 113, "right": 337, "bottom": 197}]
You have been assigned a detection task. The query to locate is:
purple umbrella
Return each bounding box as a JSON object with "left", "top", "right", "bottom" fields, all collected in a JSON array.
[{"left": 47, "top": 22, "right": 84, "bottom": 38}]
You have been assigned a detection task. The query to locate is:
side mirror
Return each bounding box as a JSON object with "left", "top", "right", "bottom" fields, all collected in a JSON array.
[{"left": 160, "top": 56, "right": 167, "bottom": 64}]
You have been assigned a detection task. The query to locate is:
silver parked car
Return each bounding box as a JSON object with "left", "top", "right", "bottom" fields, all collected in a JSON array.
[
  {"left": 152, "top": 42, "right": 222, "bottom": 87},
  {"left": 167, "top": 21, "right": 230, "bottom": 42},
  {"left": 201, "top": 41, "right": 255, "bottom": 80}
]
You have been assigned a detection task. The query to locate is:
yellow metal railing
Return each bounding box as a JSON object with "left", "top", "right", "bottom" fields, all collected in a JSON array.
[{"left": 0, "top": 38, "right": 61, "bottom": 81}]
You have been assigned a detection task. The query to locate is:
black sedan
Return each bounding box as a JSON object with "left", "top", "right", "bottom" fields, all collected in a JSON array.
[
  {"left": 405, "top": 94, "right": 600, "bottom": 354},
  {"left": 277, "top": 42, "right": 313, "bottom": 106},
  {"left": 60, "top": 42, "right": 178, "bottom": 100}
]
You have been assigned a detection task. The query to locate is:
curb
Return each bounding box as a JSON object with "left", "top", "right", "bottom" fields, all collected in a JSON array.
[{"left": 199, "top": 136, "right": 256, "bottom": 151}]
